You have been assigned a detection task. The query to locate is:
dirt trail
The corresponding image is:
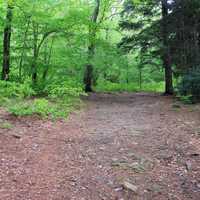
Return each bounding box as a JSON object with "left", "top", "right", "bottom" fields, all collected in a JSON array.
[{"left": 0, "top": 93, "right": 200, "bottom": 200}]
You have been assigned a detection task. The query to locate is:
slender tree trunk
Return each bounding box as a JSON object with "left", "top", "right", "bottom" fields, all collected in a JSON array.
[
  {"left": 19, "top": 18, "right": 30, "bottom": 81},
  {"left": 2, "top": 5, "right": 13, "bottom": 81},
  {"left": 31, "top": 23, "right": 53, "bottom": 84},
  {"left": 43, "top": 38, "right": 54, "bottom": 80},
  {"left": 84, "top": 0, "right": 100, "bottom": 92},
  {"left": 32, "top": 22, "right": 39, "bottom": 84},
  {"left": 126, "top": 65, "right": 129, "bottom": 84},
  {"left": 139, "top": 69, "right": 142, "bottom": 90},
  {"left": 138, "top": 66, "right": 142, "bottom": 90},
  {"left": 161, "top": 0, "right": 173, "bottom": 95}
]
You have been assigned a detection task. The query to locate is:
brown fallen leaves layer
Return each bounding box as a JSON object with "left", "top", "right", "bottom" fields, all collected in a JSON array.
[{"left": 0, "top": 93, "right": 200, "bottom": 200}]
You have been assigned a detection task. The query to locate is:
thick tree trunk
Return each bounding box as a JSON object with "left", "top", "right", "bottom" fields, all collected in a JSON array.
[
  {"left": 84, "top": 64, "right": 93, "bottom": 92},
  {"left": 164, "top": 55, "right": 173, "bottom": 95},
  {"left": 161, "top": 0, "right": 173, "bottom": 95},
  {"left": 2, "top": 5, "right": 13, "bottom": 81},
  {"left": 84, "top": 0, "right": 100, "bottom": 92},
  {"left": 84, "top": 44, "right": 95, "bottom": 92}
]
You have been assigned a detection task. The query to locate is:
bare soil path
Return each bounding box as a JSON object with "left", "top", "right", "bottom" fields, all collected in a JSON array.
[{"left": 0, "top": 93, "right": 200, "bottom": 200}]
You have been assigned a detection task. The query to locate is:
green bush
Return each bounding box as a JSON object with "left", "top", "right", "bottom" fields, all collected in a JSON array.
[
  {"left": 179, "top": 95, "right": 193, "bottom": 104},
  {"left": 177, "top": 68, "right": 200, "bottom": 102},
  {"left": 8, "top": 99, "right": 49, "bottom": 117},
  {"left": 8, "top": 98, "right": 67, "bottom": 118},
  {"left": 7, "top": 81, "right": 85, "bottom": 119},
  {"left": 0, "top": 80, "right": 35, "bottom": 99},
  {"left": 0, "top": 79, "right": 84, "bottom": 119},
  {"left": 45, "top": 81, "right": 86, "bottom": 107}
]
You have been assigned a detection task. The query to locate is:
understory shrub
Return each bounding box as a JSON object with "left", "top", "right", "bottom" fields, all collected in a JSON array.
[
  {"left": 177, "top": 68, "right": 200, "bottom": 103},
  {"left": 0, "top": 80, "right": 35, "bottom": 99},
  {"left": 8, "top": 98, "right": 70, "bottom": 118},
  {"left": 95, "top": 81, "right": 164, "bottom": 92},
  {"left": 8, "top": 99, "right": 49, "bottom": 117},
  {"left": 178, "top": 95, "right": 193, "bottom": 104},
  {"left": 4, "top": 80, "right": 85, "bottom": 119},
  {"left": 46, "top": 81, "right": 85, "bottom": 101}
]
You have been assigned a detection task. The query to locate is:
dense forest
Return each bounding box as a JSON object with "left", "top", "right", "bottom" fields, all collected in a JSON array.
[{"left": 0, "top": 0, "right": 200, "bottom": 117}]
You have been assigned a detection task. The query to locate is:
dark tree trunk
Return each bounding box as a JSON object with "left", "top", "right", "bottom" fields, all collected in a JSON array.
[
  {"left": 139, "top": 67, "right": 142, "bottom": 90},
  {"left": 32, "top": 23, "right": 39, "bottom": 84},
  {"left": 2, "top": 5, "right": 13, "bottom": 81},
  {"left": 84, "top": 64, "right": 93, "bottom": 92},
  {"left": 161, "top": 0, "right": 173, "bottom": 95},
  {"left": 164, "top": 56, "right": 173, "bottom": 95},
  {"left": 84, "top": 0, "right": 100, "bottom": 92},
  {"left": 32, "top": 50, "right": 38, "bottom": 84}
]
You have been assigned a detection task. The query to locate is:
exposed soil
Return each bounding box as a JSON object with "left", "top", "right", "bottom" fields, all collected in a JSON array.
[{"left": 0, "top": 92, "right": 200, "bottom": 200}]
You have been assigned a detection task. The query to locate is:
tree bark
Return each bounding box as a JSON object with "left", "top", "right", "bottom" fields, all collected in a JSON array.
[
  {"left": 139, "top": 67, "right": 142, "bottom": 90},
  {"left": 2, "top": 5, "right": 13, "bottom": 81},
  {"left": 161, "top": 0, "right": 173, "bottom": 95},
  {"left": 31, "top": 23, "right": 53, "bottom": 84},
  {"left": 32, "top": 22, "right": 39, "bottom": 84},
  {"left": 43, "top": 38, "right": 54, "bottom": 80},
  {"left": 19, "top": 18, "right": 30, "bottom": 81},
  {"left": 84, "top": 0, "right": 100, "bottom": 92}
]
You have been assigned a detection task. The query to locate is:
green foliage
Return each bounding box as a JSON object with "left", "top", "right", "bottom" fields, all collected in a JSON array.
[
  {"left": 46, "top": 81, "right": 85, "bottom": 100},
  {"left": 8, "top": 98, "right": 67, "bottom": 119},
  {"left": 0, "top": 0, "right": 168, "bottom": 103},
  {"left": 0, "top": 121, "right": 13, "bottom": 129},
  {"left": 8, "top": 99, "right": 49, "bottom": 117},
  {"left": 0, "top": 80, "right": 35, "bottom": 99},
  {"left": 3, "top": 0, "right": 199, "bottom": 118},
  {"left": 6, "top": 81, "right": 85, "bottom": 119},
  {"left": 178, "top": 95, "right": 193, "bottom": 105},
  {"left": 96, "top": 81, "right": 164, "bottom": 93},
  {"left": 96, "top": 82, "right": 139, "bottom": 92},
  {"left": 177, "top": 68, "right": 200, "bottom": 102},
  {"left": 142, "top": 81, "right": 164, "bottom": 92}
]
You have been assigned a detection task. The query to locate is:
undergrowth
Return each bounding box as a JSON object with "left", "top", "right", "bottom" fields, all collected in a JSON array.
[
  {"left": 95, "top": 81, "right": 164, "bottom": 92},
  {"left": 0, "top": 80, "right": 85, "bottom": 119}
]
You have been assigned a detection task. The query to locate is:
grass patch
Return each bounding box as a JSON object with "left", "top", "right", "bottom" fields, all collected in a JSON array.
[
  {"left": 95, "top": 82, "right": 164, "bottom": 93},
  {"left": 7, "top": 97, "right": 82, "bottom": 119},
  {"left": 0, "top": 121, "right": 14, "bottom": 129},
  {"left": 0, "top": 80, "right": 85, "bottom": 120}
]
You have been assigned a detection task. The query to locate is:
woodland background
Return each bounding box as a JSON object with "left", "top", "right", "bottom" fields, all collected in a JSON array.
[{"left": 0, "top": 0, "right": 200, "bottom": 117}]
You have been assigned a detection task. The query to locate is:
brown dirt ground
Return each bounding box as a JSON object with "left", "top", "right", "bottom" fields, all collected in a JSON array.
[{"left": 0, "top": 92, "right": 200, "bottom": 200}]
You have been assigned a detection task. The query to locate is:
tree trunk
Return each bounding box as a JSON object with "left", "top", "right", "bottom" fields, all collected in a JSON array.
[
  {"left": 2, "top": 5, "right": 13, "bottom": 81},
  {"left": 19, "top": 18, "right": 30, "bottom": 81},
  {"left": 84, "top": 0, "right": 100, "bottom": 92},
  {"left": 84, "top": 64, "right": 93, "bottom": 92},
  {"left": 43, "top": 38, "right": 54, "bottom": 80},
  {"left": 32, "top": 49, "right": 38, "bottom": 84},
  {"left": 139, "top": 67, "right": 142, "bottom": 90},
  {"left": 161, "top": 0, "right": 173, "bottom": 95},
  {"left": 32, "top": 22, "right": 39, "bottom": 84}
]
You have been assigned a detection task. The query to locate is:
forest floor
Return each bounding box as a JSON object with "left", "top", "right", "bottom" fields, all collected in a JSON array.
[{"left": 0, "top": 93, "right": 200, "bottom": 200}]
